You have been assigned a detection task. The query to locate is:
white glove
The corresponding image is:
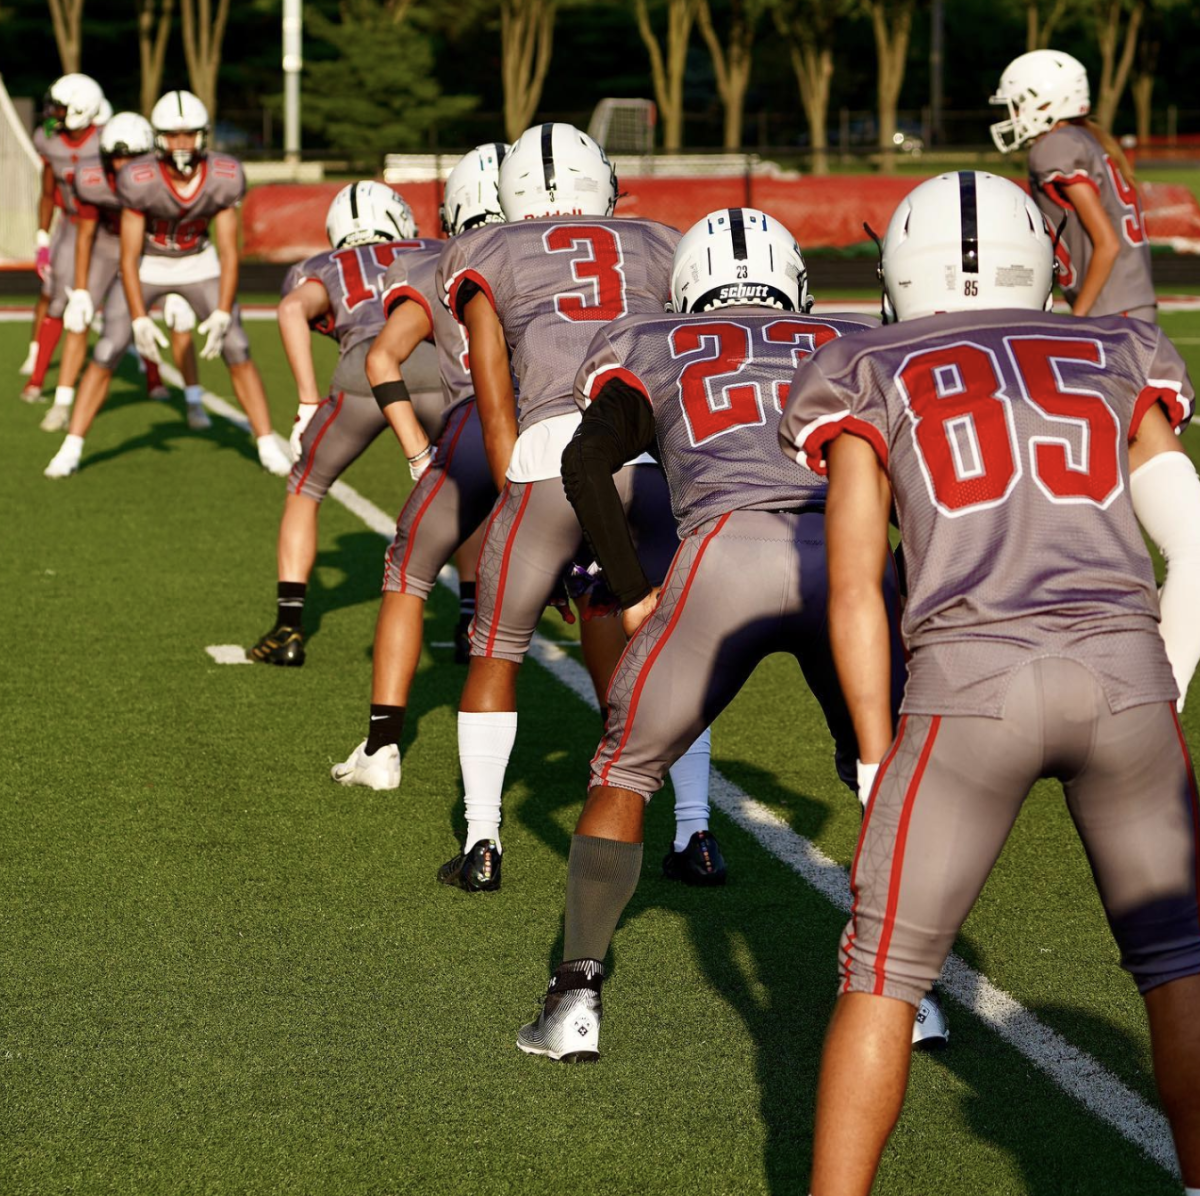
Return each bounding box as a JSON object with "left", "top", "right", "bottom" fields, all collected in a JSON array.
[
  {"left": 163, "top": 292, "right": 197, "bottom": 333},
  {"left": 408, "top": 443, "right": 434, "bottom": 482},
  {"left": 856, "top": 759, "right": 880, "bottom": 810},
  {"left": 132, "top": 315, "right": 169, "bottom": 363},
  {"left": 197, "top": 308, "right": 232, "bottom": 360},
  {"left": 290, "top": 402, "right": 319, "bottom": 461},
  {"left": 63, "top": 288, "right": 95, "bottom": 334}
]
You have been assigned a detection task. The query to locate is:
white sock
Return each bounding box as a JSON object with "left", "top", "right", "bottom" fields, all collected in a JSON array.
[
  {"left": 59, "top": 433, "right": 84, "bottom": 459},
  {"left": 53, "top": 385, "right": 74, "bottom": 408},
  {"left": 185, "top": 384, "right": 203, "bottom": 406},
  {"left": 670, "top": 726, "right": 712, "bottom": 851},
  {"left": 458, "top": 711, "right": 517, "bottom": 851}
]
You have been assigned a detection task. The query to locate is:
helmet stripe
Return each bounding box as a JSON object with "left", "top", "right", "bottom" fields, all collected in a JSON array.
[
  {"left": 350, "top": 183, "right": 359, "bottom": 220},
  {"left": 728, "top": 207, "right": 748, "bottom": 261},
  {"left": 958, "top": 171, "right": 979, "bottom": 275},
  {"left": 493, "top": 141, "right": 507, "bottom": 166},
  {"left": 541, "top": 124, "right": 556, "bottom": 197}
]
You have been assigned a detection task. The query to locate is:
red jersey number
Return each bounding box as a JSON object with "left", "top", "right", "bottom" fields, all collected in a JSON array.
[
  {"left": 544, "top": 225, "right": 627, "bottom": 322},
  {"left": 672, "top": 322, "right": 761, "bottom": 445},
  {"left": 333, "top": 243, "right": 422, "bottom": 312},
  {"left": 1104, "top": 156, "right": 1146, "bottom": 246},
  {"left": 150, "top": 216, "right": 208, "bottom": 252}
]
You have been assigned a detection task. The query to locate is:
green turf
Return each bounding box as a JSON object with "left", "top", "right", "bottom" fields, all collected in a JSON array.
[{"left": 2, "top": 313, "right": 1198, "bottom": 1195}]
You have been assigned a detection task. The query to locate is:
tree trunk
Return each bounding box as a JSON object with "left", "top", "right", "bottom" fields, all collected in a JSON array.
[
  {"left": 1094, "top": 0, "right": 1144, "bottom": 131},
  {"left": 1131, "top": 71, "right": 1152, "bottom": 144},
  {"left": 180, "top": 0, "right": 233, "bottom": 117},
  {"left": 696, "top": 0, "right": 760, "bottom": 150},
  {"left": 46, "top": 0, "right": 85, "bottom": 73},
  {"left": 501, "top": 0, "right": 557, "bottom": 143},
  {"left": 869, "top": 0, "right": 914, "bottom": 174},
  {"left": 634, "top": 0, "right": 699, "bottom": 152},
  {"left": 138, "top": 0, "right": 176, "bottom": 117},
  {"left": 1026, "top": 0, "right": 1070, "bottom": 52},
  {"left": 785, "top": 38, "right": 833, "bottom": 174}
]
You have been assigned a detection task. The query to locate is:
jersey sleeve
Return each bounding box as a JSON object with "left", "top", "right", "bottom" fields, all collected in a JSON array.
[
  {"left": 779, "top": 351, "right": 890, "bottom": 475},
  {"left": 281, "top": 257, "right": 335, "bottom": 336},
  {"left": 208, "top": 155, "right": 246, "bottom": 208},
  {"left": 574, "top": 325, "right": 652, "bottom": 413},
  {"left": 380, "top": 254, "right": 435, "bottom": 338},
  {"left": 436, "top": 229, "right": 500, "bottom": 324},
  {"left": 1131, "top": 327, "right": 1195, "bottom": 437},
  {"left": 114, "top": 159, "right": 157, "bottom": 212},
  {"left": 1029, "top": 128, "right": 1098, "bottom": 199}
]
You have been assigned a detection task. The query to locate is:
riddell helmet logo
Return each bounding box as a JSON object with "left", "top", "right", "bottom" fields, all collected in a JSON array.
[
  {"left": 523, "top": 208, "right": 584, "bottom": 218},
  {"left": 718, "top": 283, "right": 769, "bottom": 299}
]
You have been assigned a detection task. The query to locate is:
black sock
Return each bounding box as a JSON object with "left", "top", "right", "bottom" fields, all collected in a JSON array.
[
  {"left": 563, "top": 834, "right": 643, "bottom": 963},
  {"left": 277, "top": 581, "right": 306, "bottom": 630},
  {"left": 365, "top": 704, "right": 405, "bottom": 756},
  {"left": 458, "top": 581, "right": 476, "bottom": 624}
]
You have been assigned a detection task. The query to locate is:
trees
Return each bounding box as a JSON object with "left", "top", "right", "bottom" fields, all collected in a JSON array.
[
  {"left": 179, "top": 0, "right": 232, "bottom": 116},
  {"left": 695, "top": 0, "right": 767, "bottom": 150},
  {"left": 137, "top": 0, "right": 175, "bottom": 116},
  {"left": 1023, "top": 0, "right": 1073, "bottom": 50},
  {"left": 774, "top": 0, "right": 849, "bottom": 174},
  {"left": 46, "top": 0, "right": 84, "bottom": 73},
  {"left": 863, "top": 0, "right": 916, "bottom": 169},
  {"left": 500, "top": 0, "right": 557, "bottom": 142},
  {"left": 633, "top": 0, "right": 702, "bottom": 152},
  {"left": 1089, "top": 0, "right": 1144, "bottom": 130}
]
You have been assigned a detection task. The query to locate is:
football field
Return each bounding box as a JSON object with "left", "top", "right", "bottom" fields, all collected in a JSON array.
[{"left": 3, "top": 307, "right": 1199, "bottom": 1195}]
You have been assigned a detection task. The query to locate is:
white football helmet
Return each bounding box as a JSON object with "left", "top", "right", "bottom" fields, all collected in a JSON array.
[
  {"left": 96, "top": 98, "right": 113, "bottom": 126},
  {"left": 151, "top": 90, "right": 210, "bottom": 175},
  {"left": 100, "top": 112, "right": 154, "bottom": 171},
  {"left": 45, "top": 74, "right": 105, "bottom": 132},
  {"left": 670, "top": 208, "right": 812, "bottom": 314},
  {"left": 881, "top": 171, "right": 1054, "bottom": 322},
  {"left": 326, "top": 181, "right": 417, "bottom": 250},
  {"left": 441, "top": 142, "right": 510, "bottom": 237},
  {"left": 499, "top": 123, "right": 617, "bottom": 221},
  {"left": 990, "top": 50, "right": 1090, "bottom": 153}
]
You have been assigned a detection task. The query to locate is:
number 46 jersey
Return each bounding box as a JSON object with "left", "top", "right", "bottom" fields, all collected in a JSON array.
[
  {"left": 781, "top": 308, "right": 1194, "bottom": 717},
  {"left": 576, "top": 307, "right": 876, "bottom": 536}
]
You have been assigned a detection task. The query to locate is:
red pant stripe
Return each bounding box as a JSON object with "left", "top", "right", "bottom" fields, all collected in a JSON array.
[
  {"left": 873, "top": 715, "right": 941, "bottom": 996},
  {"left": 484, "top": 483, "right": 533, "bottom": 657},
  {"left": 598, "top": 513, "right": 729, "bottom": 785},
  {"left": 293, "top": 392, "right": 343, "bottom": 494}
]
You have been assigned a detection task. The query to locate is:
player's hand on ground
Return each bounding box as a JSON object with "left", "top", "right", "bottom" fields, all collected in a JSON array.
[
  {"left": 198, "top": 309, "right": 232, "bottom": 360},
  {"left": 290, "top": 402, "right": 319, "bottom": 461},
  {"left": 546, "top": 584, "right": 577, "bottom": 625},
  {"left": 132, "top": 315, "right": 169, "bottom": 363},
  {"left": 621, "top": 587, "right": 660, "bottom": 639},
  {"left": 63, "top": 289, "right": 95, "bottom": 334}
]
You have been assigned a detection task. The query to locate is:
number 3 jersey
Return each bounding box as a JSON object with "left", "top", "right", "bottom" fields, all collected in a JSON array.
[
  {"left": 1028, "top": 125, "right": 1155, "bottom": 316},
  {"left": 576, "top": 308, "right": 876, "bottom": 536},
  {"left": 115, "top": 153, "right": 246, "bottom": 258},
  {"left": 781, "top": 308, "right": 1193, "bottom": 716},
  {"left": 436, "top": 215, "right": 681, "bottom": 432}
]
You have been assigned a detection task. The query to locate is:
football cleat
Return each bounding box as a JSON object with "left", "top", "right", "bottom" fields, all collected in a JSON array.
[
  {"left": 330, "top": 739, "right": 401, "bottom": 791},
  {"left": 39, "top": 405, "right": 71, "bottom": 432},
  {"left": 186, "top": 402, "right": 211, "bottom": 430},
  {"left": 19, "top": 342, "right": 37, "bottom": 376},
  {"left": 517, "top": 959, "right": 603, "bottom": 1062},
  {"left": 149, "top": 383, "right": 170, "bottom": 401},
  {"left": 20, "top": 383, "right": 44, "bottom": 403},
  {"left": 44, "top": 446, "right": 80, "bottom": 478},
  {"left": 912, "top": 991, "right": 950, "bottom": 1051},
  {"left": 437, "top": 838, "right": 501, "bottom": 892},
  {"left": 454, "top": 614, "right": 472, "bottom": 665},
  {"left": 249, "top": 624, "right": 305, "bottom": 666},
  {"left": 662, "top": 829, "right": 727, "bottom": 887},
  {"left": 257, "top": 435, "right": 292, "bottom": 477}
]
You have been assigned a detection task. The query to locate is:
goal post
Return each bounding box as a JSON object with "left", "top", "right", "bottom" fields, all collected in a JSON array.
[
  {"left": 588, "top": 98, "right": 657, "bottom": 155},
  {"left": 0, "top": 73, "right": 42, "bottom": 263}
]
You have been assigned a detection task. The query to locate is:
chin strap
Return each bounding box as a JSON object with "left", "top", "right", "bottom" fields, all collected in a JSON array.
[{"left": 863, "top": 222, "right": 889, "bottom": 324}]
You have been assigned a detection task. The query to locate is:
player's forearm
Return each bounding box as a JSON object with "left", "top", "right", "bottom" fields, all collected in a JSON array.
[
  {"left": 38, "top": 196, "right": 54, "bottom": 233},
  {"left": 73, "top": 220, "right": 97, "bottom": 290},
  {"left": 829, "top": 589, "right": 894, "bottom": 763},
  {"left": 382, "top": 402, "right": 431, "bottom": 461},
  {"left": 120, "top": 214, "right": 147, "bottom": 318},
  {"left": 216, "top": 247, "right": 239, "bottom": 314},
  {"left": 481, "top": 416, "right": 517, "bottom": 492},
  {"left": 277, "top": 304, "right": 322, "bottom": 403},
  {"left": 1072, "top": 242, "right": 1118, "bottom": 316}
]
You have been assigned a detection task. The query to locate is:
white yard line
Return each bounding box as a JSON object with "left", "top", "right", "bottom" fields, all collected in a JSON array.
[{"left": 186, "top": 369, "right": 1179, "bottom": 1178}]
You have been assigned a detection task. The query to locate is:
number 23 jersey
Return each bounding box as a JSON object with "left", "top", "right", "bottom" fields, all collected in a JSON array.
[
  {"left": 781, "top": 308, "right": 1194, "bottom": 716},
  {"left": 436, "top": 215, "right": 680, "bottom": 432}
]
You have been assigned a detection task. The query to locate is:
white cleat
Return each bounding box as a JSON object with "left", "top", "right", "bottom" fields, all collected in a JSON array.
[
  {"left": 20, "top": 383, "right": 44, "bottom": 403},
  {"left": 39, "top": 404, "right": 72, "bottom": 432},
  {"left": 44, "top": 447, "right": 81, "bottom": 479},
  {"left": 149, "top": 384, "right": 171, "bottom": 401},
  {"left": 331, "top": 740, "right": 401, "bottom": 790},
  {"left": 186, "top": 402, "right": 212, "bottom": 430},
  {"left": 19, "top": 342, "right": 38, "bottom": 375},
  {"left": 257, "top": 435, "right": 292, "bottom": 477},
  {"left": 912, "top": 991, "right": 950, "bottom": 1051}
]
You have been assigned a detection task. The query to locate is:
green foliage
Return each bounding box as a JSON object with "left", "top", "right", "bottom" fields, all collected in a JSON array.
[{"left": 300, "top": 0, "right": 478, "bottom": 155}]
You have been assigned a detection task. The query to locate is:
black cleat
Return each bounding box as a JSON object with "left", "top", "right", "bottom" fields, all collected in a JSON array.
[
  {"left": 249, "top": 624, "right": 305, "bottom": 667},
  {"left": 662, "top": 830, "right": 727, "bottom": 887},
  {"left": 437, "top": 838, "right": 502, "bottom": 891},
  {"left": 454, "top": 614, "right": 472, "bottom": 665}
]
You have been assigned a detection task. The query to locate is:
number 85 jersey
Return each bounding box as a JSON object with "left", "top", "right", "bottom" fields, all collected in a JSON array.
[
  {"left": 781, "top": 308, "right": 1194, "bottom": 717},
  {"left": 437, "top": 216, "right": 680, "bottom": 432}
]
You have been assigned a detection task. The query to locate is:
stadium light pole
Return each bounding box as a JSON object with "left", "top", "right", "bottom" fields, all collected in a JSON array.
[{"left": 283, "top": 0, "right": 302, "bottom": 166}]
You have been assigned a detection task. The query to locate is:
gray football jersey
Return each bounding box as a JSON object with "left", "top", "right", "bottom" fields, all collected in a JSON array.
[
  {"left": 115, "top": 152, "right": 245, "bottom": 258},
  {"left": 73, "top": 162, "right": 122, "bottom": 240},
  {"left": 577, "top": 307, "right": 876, "bottom": 536},
  {"left": 437, "top": 216, "right": 680, "bottom": 431},
  {"left": 381, "top": 247, "right": 474, "bottom": 417},
  {"left": 1029, "top": 125, "right": 1155, "bottom": 316},
  {"left": 33, "top": 124, "right": 100, "bottom": 216},
  {"left": 781, "top": 308, "right": 1193, "bottom": 716}
]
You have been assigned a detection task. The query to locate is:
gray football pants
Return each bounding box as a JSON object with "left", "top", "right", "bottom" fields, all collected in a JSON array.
[
  {"left": 44, "top": 219, "right": 78, "bottom": 316},
  {"left": 471, "top": 466, "right": 679, "bottom": 663},
  {"left": 842, "top": 656, "right": 1200, "bottom": 1007},
  {"left": 591, "top": 509, "right": 907, "bottom": 799}
]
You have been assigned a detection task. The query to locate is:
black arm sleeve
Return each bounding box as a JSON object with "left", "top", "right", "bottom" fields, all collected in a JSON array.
[{"left": 561, "top": 379, "right": 658, "bottom": 608}]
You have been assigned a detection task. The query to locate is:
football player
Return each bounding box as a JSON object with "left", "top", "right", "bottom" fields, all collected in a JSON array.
[
  {"left": 991, "top": 50, "right": 1156, "bottom": 322},
  {"left": 42, "top": 113, "right": 199, "bottom": 434},
  {"left": 431, "top": 123, "right": 712, "bottom": 891},
  {"left": 248, "top": 181, "right": 443, "bottom": 667},
  {"left": 781, "top": 172, "right": 1200, "bottom": 1194},
  {"left": 331, "top": 144, "right": 509, "bottom": 787},
  {"left": 515, "top": 209, "right": 909, "bottom": 1061},
  {"left": 44, "top": 90, "right": 290, "bottom": 479}
]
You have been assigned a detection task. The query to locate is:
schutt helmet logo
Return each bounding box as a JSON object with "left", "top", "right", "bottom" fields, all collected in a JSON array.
[{"left": 717, "top": 283, "right": 769, "bottom": 299}]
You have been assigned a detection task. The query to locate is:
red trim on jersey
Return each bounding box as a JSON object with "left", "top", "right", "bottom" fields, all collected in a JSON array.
[
  {"left": 382, "top": 283, "right": 435, "bottom": 342},
  {"left": 842, "top": 717, "right": 909, "bottom": 994},
  {"left": 597, "top": 513, "right": 731, "bottom": 785},
  {"left": 872, "top": 716, "right": 941, "bottom": 996},
  {"left": 447, "top": 268, "right": 496, "bottom": 325},
  {"left": 483, "top": 482, "right": 533, "bottom": 657},
  {"left": 590, "top": 366, "right": 652, "bottom": 407},
  {"left": 291, "top": 392, "right": 343, "bottom": 494},
  {"left": 389, "top": 404, "right": 472, "bottom": 592},
  {"left": 801, "top": 413, "right": 889, "bottom": 476},
  {"left": 158, "top": 158, "right": 209, "bottom": 206},
  {"left": 1131, "top": 382, "right": 1189, "bottom": 438},
  {"left": 1042, "top": 169, "right": 1098, "bottom": 208}
]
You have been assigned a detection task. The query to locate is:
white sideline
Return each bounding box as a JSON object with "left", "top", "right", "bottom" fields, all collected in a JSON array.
[{"left": 184, "top": 369, "right": 1179, "bottom": 1178}]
